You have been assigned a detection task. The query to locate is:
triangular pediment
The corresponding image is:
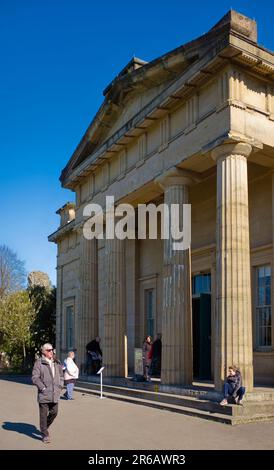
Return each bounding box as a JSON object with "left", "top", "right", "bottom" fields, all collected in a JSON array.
[
  {"left": 61, "top": 55, "right": 194, "bottom": 179},
  {"left": 60, "top": 10, "right": 257, "bottom": 185}
]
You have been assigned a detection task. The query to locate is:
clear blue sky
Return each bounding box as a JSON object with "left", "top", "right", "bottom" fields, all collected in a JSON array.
[{"left": 1, "top": 0, "right": 273, "bottom": 285}]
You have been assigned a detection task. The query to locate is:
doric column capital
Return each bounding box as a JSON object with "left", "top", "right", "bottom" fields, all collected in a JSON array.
[
  {"left": 211, "top": 142, "right": 252, "bottom": 162},
  {"left": 155, "top": 167, "right": 201, "bottom": 190}
]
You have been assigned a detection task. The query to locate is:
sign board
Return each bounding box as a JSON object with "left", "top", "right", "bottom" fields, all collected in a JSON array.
[{"left": 134, "top": 348, "right": 143, "bottom": 375}]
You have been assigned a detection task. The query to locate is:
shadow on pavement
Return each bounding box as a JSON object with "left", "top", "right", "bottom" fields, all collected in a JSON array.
[
  {"left": 2, "top": 422, "right": 42, "bottom": 441},
  {"left": 0, "top": 375, "right": 32, "bottom": 386}
]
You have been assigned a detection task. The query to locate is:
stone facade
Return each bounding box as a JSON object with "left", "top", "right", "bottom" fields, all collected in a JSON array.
[{"left": 49, "top": 11, "right": 274, "bottom": 390}]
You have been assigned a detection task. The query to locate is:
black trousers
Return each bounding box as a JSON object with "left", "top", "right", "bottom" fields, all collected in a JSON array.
[{"left": 39, "top": 402, "right": 58, "bottom": 437}]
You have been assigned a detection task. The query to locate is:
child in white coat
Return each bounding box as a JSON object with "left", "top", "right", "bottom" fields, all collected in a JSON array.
[{"left": 63, "top": 351, "right": 79, "bottom": 400}]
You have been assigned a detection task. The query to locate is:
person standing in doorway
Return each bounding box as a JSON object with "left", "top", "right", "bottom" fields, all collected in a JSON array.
[
  {"left": 142, "top": 336, "right": 152, "bottom": 382},
  {"left": 32, "top": 343, "right": 64, "bottom": 443},
  {"left": 85, "top": 336, "right": 102, "bottom": 374},
  {"left": 150, "top": 333, "right": 162, "bottom": 377}
]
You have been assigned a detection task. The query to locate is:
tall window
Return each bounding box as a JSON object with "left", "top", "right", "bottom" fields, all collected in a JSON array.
[
  {"left": 66, "top": 306, "right": 74, "bottom": 350},
  {"left": 160, "top": 116, "right": 169, "bottom": 146},
  {"left": 145, "top": 289, "right": 155, "bottom": 337},
  {"left": 192, "top": 273, "right": 211, "bottom": 297},
  {"left": 256, "top": 266, "right": 272, "bottom": 348}
]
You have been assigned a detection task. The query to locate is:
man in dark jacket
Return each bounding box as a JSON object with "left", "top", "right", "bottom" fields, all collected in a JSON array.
[
  {"left": 150, "top": 333, "right": 162, "bottom": 376},
  {"left": 32, "top": 343, "right": 64, "bottom": 443},
  {"left": 84, "top": 336, "right": 102, "bottom": 374}
]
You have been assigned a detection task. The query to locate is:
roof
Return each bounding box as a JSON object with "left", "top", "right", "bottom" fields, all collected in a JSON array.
[{"left": 60, "top": 10, "right": 260, "bottom": 187}]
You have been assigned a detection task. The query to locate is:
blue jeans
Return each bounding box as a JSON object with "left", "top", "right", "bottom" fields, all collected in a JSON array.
[
  {"left": 224, "top": 383, "right": 245, "bottom": 400},
  {"left": 66, "top": 382, "right": 74, "bottom": 400}
]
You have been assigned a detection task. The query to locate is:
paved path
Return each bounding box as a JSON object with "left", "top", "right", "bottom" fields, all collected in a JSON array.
[{"left": 1, "top": 377, "right": 274, "bottom": 450}]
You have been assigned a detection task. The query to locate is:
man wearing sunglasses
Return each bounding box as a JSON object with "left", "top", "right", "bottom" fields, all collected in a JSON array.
[{"left": 32, "top": 343, "right": 64, "bottom": 443}]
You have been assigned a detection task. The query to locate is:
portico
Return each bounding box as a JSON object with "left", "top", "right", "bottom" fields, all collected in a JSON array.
[{"left": 49, "top": 10, "right": 274, "bottom": 393}]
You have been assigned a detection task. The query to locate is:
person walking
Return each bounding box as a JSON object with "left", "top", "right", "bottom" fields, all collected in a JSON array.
[
  {"left": 32, "top": 343, "right": 64, "bottom": 443},
  {"left": 63, "top": 351, "right": 79, "bottom": 400}
]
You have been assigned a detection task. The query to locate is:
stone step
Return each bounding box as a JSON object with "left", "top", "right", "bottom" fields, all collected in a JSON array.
[
  {"left": 76, "top": 380, "right": 232, "bottom": 415},
  {"left": 75, "top": 385, "right": 233, "bottom": 424},
  {"left": 75, "top": 380, "right": 274, "bottom": 425}
]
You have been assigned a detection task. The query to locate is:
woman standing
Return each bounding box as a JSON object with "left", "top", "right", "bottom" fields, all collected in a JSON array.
[
  {"left": 63, "top": 351, "right": 79, "bottom": 400},
  {"left": 142, "top": 336, "right": 152, "bottom": 382}
]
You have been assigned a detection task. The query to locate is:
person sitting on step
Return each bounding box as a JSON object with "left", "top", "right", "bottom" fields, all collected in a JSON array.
[{"left": 220, "top": 365, "right": 245, "bottom": 406}]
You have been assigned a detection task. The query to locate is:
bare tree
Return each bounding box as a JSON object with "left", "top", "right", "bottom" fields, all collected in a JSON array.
[{"left": 0, "top": 245, "right": 26, "bottom": 298}]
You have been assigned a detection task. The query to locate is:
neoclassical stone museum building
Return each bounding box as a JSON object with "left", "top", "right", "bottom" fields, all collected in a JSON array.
[{"left": 49, "top": 11, "right": 274, "bottom": 392}]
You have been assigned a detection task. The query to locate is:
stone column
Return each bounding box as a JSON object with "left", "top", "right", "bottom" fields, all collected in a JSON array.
[
  {"left": 126, "top": 239, "right": 138, "bottom": 375},
  {"left": 104, "top": 238, "right": 127, "bottom": 377},
  {"left": 211, "top": 142, "right": 254, "bottom": 391},
  {"left": 78, "top": 236, "right": 98, "bottom": 372},
  {"left": 156, "top": 167, "right": 198, "bottom": 385}
]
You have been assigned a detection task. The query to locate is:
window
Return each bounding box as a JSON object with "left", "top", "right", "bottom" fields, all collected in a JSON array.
[
  {"left": 256, "top": 266, "right": 272, "bottom": 348},
  {"left": 138, "top": 133, "right": 147, "bottom": 161},
  {"left": 160, "top": 116, "right": 170, "bottom": 146},
  {"left": 192, "top": 273, "right": 211, "bottom": 297},
  {"left": 119, "top": 150, "right": 127, "bottom": 175},
  {"left": 145, "top": 289, "right": 155, "bottom": 337},
  {"left": 66, "top": 306, "right": 74, "bottom": 350}
]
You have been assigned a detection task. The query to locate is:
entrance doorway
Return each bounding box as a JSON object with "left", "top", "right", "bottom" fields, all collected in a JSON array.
[{"left": 192, "top": 273, "right": 211, "bottom": 380}]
